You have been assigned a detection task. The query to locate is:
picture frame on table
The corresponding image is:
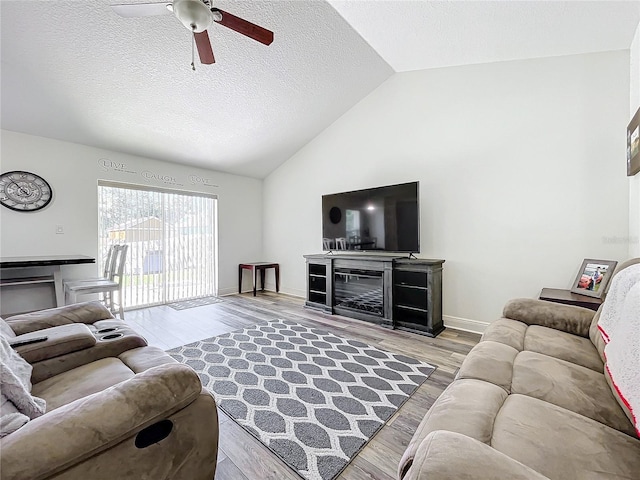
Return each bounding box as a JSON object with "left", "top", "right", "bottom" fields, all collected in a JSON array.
[{"left": 570, "top": 259, "right": 618, "bottom": 299}]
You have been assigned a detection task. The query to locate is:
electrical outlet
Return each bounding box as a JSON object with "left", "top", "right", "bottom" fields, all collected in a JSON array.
[{"left": 56, "top": 225, "right": 64, "bottom": 234}]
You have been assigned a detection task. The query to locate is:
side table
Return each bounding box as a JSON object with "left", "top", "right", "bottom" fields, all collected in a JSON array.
[
  {"left": 239, "top": 262, "right": 280, "bottom": 296},
  {"left": 539, "top": 288, "right": 603, "bottom": 311}
]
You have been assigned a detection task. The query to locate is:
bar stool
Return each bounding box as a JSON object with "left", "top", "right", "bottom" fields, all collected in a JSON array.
[{"left": 64, "top": 245, "right": 128, "bottom": 319}]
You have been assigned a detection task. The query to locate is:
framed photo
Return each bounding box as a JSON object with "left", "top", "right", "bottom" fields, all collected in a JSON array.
[
  {"left": 570, "top": 259, "right": 618, "bottom": 298},
  {"left": 627, "top": 106, "right": 640, "bottom": 176}
]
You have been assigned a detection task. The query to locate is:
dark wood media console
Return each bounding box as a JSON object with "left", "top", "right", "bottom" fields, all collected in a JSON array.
[{"left": 304, "top": 254, "right": 444, "bottom": 337}]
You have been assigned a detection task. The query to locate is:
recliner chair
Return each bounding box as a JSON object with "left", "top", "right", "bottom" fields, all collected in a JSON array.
[
  {"left": 1, "top": 302, "right": 142, "bottom": 381},
  {"left": 0, "top": 303, "right": 219, "bottom": 479}
]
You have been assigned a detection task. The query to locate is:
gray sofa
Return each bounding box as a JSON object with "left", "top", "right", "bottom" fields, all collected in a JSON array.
[
  {"left": 399, "top": 259, "right": 640, "bottom": 480},
  {"left": 0, "top": 302, "right": 219, "bottom": 480}
]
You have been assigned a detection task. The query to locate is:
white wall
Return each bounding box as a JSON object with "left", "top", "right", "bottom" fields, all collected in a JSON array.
[
  {"left": 630, "top": 22, "right": 640, "bottom": 258},
  {"left": 263, "top": 51, "right": 631, "bottom": 329},
  {"left": 0, "top": 130, "right": 263, "bottom": 303}
]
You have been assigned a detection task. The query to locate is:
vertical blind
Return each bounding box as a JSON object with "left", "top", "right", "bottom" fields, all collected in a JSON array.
[{"left": 98, "top": 181, "right": 217, "bottom": 309}]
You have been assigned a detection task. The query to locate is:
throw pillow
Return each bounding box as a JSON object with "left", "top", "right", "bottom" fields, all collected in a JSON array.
[
  {"left": 0, "top": 317, "right": 15, "bottom": 339},
  {"left": 0, "top": 335, "right": 46, "bottom": 437}
]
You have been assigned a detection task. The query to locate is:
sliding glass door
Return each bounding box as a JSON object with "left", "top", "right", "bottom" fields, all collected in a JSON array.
[{"left": 98, "top": 181, "right": 217, "bottom": 309}]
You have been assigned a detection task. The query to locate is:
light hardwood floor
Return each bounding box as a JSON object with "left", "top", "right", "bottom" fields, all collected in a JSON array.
[{"left": 126, "top": 293, "right": 480, "bottom": 480}]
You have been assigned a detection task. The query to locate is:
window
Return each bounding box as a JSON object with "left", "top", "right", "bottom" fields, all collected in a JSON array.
[{"left": 98, "top": 181, "right": 217, "bottom": 309}]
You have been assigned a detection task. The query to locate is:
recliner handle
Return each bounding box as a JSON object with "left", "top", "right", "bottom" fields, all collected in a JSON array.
[{"left": 134, "top": 420, "right": 173, "bottom": 448}]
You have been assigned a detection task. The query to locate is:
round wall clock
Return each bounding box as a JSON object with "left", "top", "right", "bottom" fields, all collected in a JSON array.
[{"left": 0, "top": 171, "right": 53, "bottom": 212}]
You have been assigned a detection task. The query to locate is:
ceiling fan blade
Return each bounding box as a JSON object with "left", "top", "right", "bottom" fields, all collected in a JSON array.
[
  {"left": 214, "top": 9, "right": 274, "bottom": 46},
  {"left": 111, "top": 2, "right": 173, "bottom": 18},
  {"left": 194, "top": 31, "right": 215, "bottom": 64}
]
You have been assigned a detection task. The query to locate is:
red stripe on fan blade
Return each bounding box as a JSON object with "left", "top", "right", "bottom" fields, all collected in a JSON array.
[
  {"left": 194, "top": 31, "right": 215, "bottom": 64},
  {"left": 215, "top": 9, "right": 273, "bottom": 46}
]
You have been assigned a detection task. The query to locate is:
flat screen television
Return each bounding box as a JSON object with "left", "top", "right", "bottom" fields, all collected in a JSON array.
[{"left": 322, "top": 181, "right": 419, "bottom": 253}]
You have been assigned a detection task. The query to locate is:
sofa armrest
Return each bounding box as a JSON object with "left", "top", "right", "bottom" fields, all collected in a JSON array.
[
  {"left": 401, "top": 430, "right": 550, "bottom": 480},
  {"left": 0, "top": 363, "right": 203, "bottom": 480},
  {"left": 12, "top": 324, "right": 96, "bottom": 364},
  {"left": 6, "top": 302, "right": 113, "bottom": 335},
  {"left": 30, "top": 335, "right": 149, "bottom": 384},
  {"left": 502, "top": 298, "right": 595, "bottom": 337}
]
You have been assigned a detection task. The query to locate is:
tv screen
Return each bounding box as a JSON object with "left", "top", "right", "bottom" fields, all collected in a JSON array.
[{"left": 322, "top": 182, "right": 419, "bottom": 253}]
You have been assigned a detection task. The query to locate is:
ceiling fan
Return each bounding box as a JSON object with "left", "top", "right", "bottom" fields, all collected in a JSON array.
[{"left": 112, "top": 0, "right": 274, "bottom": 66}]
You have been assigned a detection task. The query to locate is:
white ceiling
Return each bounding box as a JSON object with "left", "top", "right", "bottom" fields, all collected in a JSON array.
[
  {"left": 1, "top": 1, "right": 639, "bottom": 178},
  {"left": 329, "top": 0, "right": 640, "bottom": 72},
  {"left": 0, "top": 0, "right": 392, "bottom": 178}
]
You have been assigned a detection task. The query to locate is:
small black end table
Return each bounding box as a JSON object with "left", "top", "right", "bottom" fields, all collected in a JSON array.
[{"left": 239, "top": 262, "right": 280, "bottom": 296}]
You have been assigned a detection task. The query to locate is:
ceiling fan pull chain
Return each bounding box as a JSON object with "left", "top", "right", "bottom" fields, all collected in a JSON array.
[{"left": 191, "top": 32, "right": 196, "bottom": 71}]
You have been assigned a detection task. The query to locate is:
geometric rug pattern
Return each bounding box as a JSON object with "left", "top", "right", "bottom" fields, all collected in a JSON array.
[
  {"left": 167, "top": 296, "right": 223, "bottom": 310},
  {"left": 167, "top": 319, "right": 435, "bottom": 480}
]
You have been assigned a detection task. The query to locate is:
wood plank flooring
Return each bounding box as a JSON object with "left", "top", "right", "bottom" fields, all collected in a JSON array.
[{"left": 126, "top": 293, "right": 480, "bottom": 480}]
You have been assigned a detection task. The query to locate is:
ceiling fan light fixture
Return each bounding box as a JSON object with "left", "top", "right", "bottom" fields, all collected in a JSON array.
[{"left": 172, "top": 0, "right": 212, "bottom": 32}]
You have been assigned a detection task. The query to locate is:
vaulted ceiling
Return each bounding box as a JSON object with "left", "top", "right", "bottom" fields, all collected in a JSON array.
[{"left": 2, "top": 1, "right": 639, "bottom": 178}]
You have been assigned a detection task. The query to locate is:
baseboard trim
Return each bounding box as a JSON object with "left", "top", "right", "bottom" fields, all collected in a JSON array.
[
  {"left": 219, "top": 286, "right": 307, "bottom": 298},
  {"left": 280, "top": 287, "right": 306, "bottom": 298},
  {"left": 443, "top": 315, "right": 489, "bottom": 335},
  {"left": 219, "top": 287, "right": 240, "bottom": 297}
]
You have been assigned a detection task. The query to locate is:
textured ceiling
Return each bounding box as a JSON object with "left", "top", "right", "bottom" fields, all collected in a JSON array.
[
  {"left": 0, "top": 0, "right": 392, "bottom": 178},
  {"left": 1, "top": 1, "right": 639, "bottom": 178},
  {"left": 329, "top": 0, "right": 640, "bottom": 72}
]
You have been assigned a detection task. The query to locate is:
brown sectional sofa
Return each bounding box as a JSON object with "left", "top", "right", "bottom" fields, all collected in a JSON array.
[
  {"left": 399, "top": 259, "right": 640, "bottom": 480},
  {"left": 1, "top": 302, "right": 219, "bottom": 480}
]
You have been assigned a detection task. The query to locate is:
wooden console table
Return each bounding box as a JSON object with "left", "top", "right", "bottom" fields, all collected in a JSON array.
[
  {"left": 238, "top": 262, "right": 280, "bottom": 296},
  {"left": 539, "top": 288, "right": 603, "bottom": 311},
  {"left": 0, "top": 255, "right": 96, "bottom": 309}
]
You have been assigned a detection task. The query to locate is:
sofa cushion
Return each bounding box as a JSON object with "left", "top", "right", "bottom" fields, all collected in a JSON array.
[
  {"left": 118, "top": 346, "right": 177, "bottom": 373},
  {"left": 12, "top": 324, "right": 96, "bottom": 364},
  {"left": 502, "top": 298, "right": 594, "bottom": 337},
  {"left": 401, "top": 431, "right": 550, "bottom": 480},
  {"left": 482, "top": 318, "right": 527, "bottom": 350},
  {"left": 29, "top": 332, "right": 147, "bottom": 385},
  {"left": 32, "top": 358, "right": 135, "bottom": 411},
  {"left": 414, "top": 378, "right": 508, "bottom": 443},
  {"left": 455, "top": 337, "right": 634, "bottom": 436},
  {"left": 523, "top": 325, "right": 603, "bottom": 372},
  {"left": 511, "top": 351, "right": 635, "bottom": 436},
  {"left": 483, "top": 319, "right": 603, "bottom": 372},
  {"left": 399, "top": 379, "right": 508, "bottom": 476},
  {"left": 5, "top": 302, "right": 113, "bottom": 335},
  {"left": 456, "top": 341, "right": 518, "bottom": 391},
  {"left": 492, "top": 394, "right": 640, "bottom": 480}
]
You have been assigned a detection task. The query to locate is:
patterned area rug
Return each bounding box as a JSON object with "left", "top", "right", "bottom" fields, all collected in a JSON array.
[
  {"left": 167, "top": 296, "right": 223, "bottom": 310},
  {"left": 167, "top": 319, "right": 435, "bottom": 480}
]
